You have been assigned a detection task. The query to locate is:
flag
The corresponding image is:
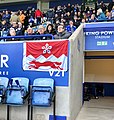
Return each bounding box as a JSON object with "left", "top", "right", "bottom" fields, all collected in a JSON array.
[{"left": 23, "top": 40, "right": 68, "bottom": 71}]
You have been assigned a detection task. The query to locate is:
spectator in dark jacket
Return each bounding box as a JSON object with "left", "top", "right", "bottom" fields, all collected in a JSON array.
[
  {"left": 54, "top": 24, "right": 71, "bottom": 39},
  {"left": 46, "top": 9, "right": 54, "bottom": 23},
  {"left": 46, "top": 24, "right": 56, "bottom": 35}
]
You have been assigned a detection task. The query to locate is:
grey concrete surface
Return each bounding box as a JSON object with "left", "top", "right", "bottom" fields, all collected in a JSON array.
[{"left": 76, "top": 97, "right": 114, "bottom": 120}]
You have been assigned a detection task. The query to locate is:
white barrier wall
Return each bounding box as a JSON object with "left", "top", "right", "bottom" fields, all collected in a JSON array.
[{"left": 68, "top": 24, "right": 84, "bottom": 120}]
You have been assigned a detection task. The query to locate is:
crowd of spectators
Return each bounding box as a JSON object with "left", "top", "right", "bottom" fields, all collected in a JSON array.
[{"left": 0, "top": 1, "right": 114, "bottom": 41}]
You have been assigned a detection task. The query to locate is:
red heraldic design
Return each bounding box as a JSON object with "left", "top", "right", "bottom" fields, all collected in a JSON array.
[{"left": 23, "top": 40, "right": 68, "bottom": 71}]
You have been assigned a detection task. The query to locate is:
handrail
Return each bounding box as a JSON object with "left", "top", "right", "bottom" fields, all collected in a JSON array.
[
  {"left": 0, "top": 34, "right": 54, "bottom": 41},
  {"left": 89, "top": 18, "right": 114, "bottom": 23}
]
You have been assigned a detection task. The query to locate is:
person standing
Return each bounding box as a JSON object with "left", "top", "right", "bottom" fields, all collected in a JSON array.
[{"left": 35, "top": 9, "right": 43, "bottom": 25}]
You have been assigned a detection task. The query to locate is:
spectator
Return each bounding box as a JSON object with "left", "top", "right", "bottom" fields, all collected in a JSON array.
[
  {"left": 46, "top": 8, "right": 54, "bottom": 23},
  {"left": 36, "top": 25, "right": 52, "bottom": 40},
  {"left": 35, "top": 9, "right": 43, "bottom": 25},
  {"left": 65, "top": 12, "right": 73, "bottom": 25},
  {"left": 26, "top": 27, "right": 34, "bottom": 35},
  {"left": 46, "top": 24, "right": 56, "bottom": 35},
  {"left": 0, "top": 20, "right": 10, "bottom": 31},
  {"left": 16, "top": 22, "right": 24, "bottom": 35},
  {"left": 28, "top": 16, "right": 35, "bottom": 25},
  {"left": 19, "top": 10, "right": 26, "bottom": 25},
  {"left": 66, "top": 3, "right": 72, "bottom": 13},
  {"left": 11, "top": 22, "right": 18, "bottom": 30},
  {"left": 73, "top": 15, "right": 80, "bottom": 28},
  {"left": 7, "top": 27, "right": 19, "bottom": 41},
  {"left": 9, "top": 27, "right": 16, "bottom": 36},
  {"left": 108, "top": 0, "right": 114, "bottom": 12},
  {"left": 24, "top": 11, "right": 29, "bottom": 30},
  {"left": 2, "top": 10, "right": 10, "bottom": 23},
  {"left": 10, "top": 12, "right": 19, "bottom": 24},
  {"left": 111, "top": 6, "right": 114, "bottom": 18},
  {"left": 106, "top": 11, "right": 112, "bottom": 19},
  {"left": 66, "top": 20, "right": 76, "bottom": 34},
  {"left": 55, "top": 6, "right": 63, "bottom": 17},
  {"left": 97, "top": 8, "right": 106, "bottom": 21},
  {"left": 54, "top": 24, "right": 71, "bottom": 39},
  {"left": 89, "top": 14, "right": 97, "bottom": 22}
]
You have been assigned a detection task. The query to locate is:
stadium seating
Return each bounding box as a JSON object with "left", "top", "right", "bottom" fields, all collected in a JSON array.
[
  {"left": 0, "top": 77, "right": 9, "bottom": 103},
  {"left": 30, "top": 78, "right": 55, "bottom": 107},
  {"left": 5, "top": 77, "right": 29, "bottom": 105}
]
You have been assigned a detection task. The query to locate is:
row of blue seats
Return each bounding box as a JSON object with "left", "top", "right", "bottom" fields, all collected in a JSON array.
[{"left": 0, "top": 77, "right": 55, "bottom": 107}]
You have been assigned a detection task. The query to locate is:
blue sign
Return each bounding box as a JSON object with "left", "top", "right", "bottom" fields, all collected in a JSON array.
[
  {"left": 84, "top": 22, "right": 114, "bottom": 51},
  {"left": 0, "top": 42, "right": 69, "bottom": 86}
]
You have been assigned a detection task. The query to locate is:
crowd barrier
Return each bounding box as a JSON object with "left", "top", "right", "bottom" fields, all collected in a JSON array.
[{"left": 0, "top": 34, "right": 54, "bottom": 41}]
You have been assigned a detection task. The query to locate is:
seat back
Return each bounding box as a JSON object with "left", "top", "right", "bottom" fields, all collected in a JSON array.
[
  {"left": 33, "top": 78, "right": 54, "bottom": 92},
  {"left": 0, "top": 77, "right": 9, "bottom": 88},
  {"left": 11, "top": 77, "right": 29, "bottom": 92},
  {"left": 31, "top": 78, "right": 54, "bottom": 106},
  {"left": 0, "top": 77, "right": 9, "bottom": 103},
  {"left": 6, "top": 77, "right": 29, "bottom": 105}
]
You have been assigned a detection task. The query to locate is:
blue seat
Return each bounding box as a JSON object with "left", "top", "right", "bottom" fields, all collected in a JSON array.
[
  {"left": 31, "top": 78, "right": 55, "bottom": 107},
  {"left": 0, "top": 77, "right": 9, "bottom": 103},
  {"left": 6, "top": 77, "right": 29, "bottom": 105}
]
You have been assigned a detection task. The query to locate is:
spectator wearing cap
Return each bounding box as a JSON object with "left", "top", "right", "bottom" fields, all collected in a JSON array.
[
  {"left": 54, "top": 24, "right": 71, "bottom": 39},
  {"left": 66, "top": 20, "right": 76, "bottom": 34}
]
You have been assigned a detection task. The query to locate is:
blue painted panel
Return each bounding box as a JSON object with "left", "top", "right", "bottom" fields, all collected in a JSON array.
[
  {"left": 0, "top": 42, "right": 69, "bottom": 86},
  {"left": 84, "top": 22, "right": 114, "bottom": 28},
  {"left": 49, "top": 115, "right": 66, "bottom": 120},
  {"left": 104, "top": 83, "right": 114, "bottom": 96}
]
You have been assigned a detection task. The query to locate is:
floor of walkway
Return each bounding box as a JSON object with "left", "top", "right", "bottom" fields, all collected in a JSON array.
[{"left": 76, "top": 97, "right": 114, "bottom": 120}]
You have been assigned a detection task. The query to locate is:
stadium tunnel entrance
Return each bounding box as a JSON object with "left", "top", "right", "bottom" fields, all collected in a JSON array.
[{"left": 84, "top": 51, "right": 114, "bottom": 101}]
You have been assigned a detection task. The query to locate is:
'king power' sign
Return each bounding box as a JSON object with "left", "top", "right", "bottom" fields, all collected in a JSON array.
[{"left": 84, "top": 22, "right": 114, "bottom": 51}]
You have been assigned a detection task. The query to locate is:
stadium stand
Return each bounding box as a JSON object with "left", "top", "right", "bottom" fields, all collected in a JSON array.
[{"left": 0, "top": 1, "right": 113, "bottom": 41}]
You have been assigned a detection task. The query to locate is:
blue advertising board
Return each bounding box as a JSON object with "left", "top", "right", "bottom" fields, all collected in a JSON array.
[
  {"left": 0, "top": 41, "right": 69, "bottom": 86},
  {"left": 84, "top": 22, "right": 114, "bottom": 51}
]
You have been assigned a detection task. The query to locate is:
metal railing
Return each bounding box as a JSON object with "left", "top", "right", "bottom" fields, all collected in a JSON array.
[{"left": 0, "top": 34, "right": 54, "bottom": 41}]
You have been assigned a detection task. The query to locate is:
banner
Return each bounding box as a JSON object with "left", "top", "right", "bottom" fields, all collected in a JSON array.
[{"left": 23, "top": 40, "right": 68, "bottom": 71}]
